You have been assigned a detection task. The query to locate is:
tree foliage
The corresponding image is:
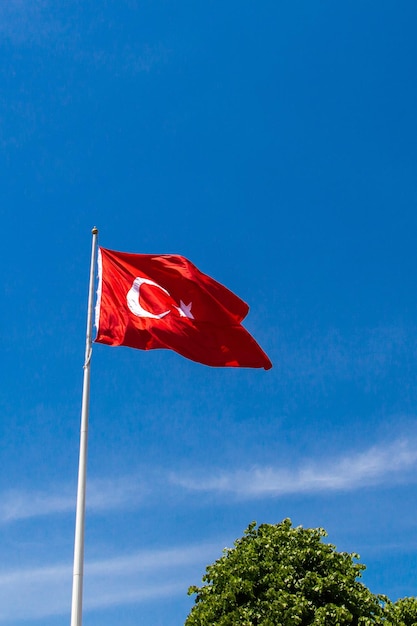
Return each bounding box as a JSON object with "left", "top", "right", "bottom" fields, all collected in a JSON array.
[
  {"left": 383, "top": 597, "right": 417, "bottom": 626},
  {"left": 186, "top": 519, "right": 389, "bottom": 625}
]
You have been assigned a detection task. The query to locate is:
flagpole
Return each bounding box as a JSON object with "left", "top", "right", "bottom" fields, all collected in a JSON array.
[{"left": 70, "top": 226, "right": 99, "bottom": 626}]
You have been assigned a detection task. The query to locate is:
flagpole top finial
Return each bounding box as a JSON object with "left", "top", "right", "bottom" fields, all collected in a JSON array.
[{"left": 92, "top": 226, "right": 98, "bottom": 235}]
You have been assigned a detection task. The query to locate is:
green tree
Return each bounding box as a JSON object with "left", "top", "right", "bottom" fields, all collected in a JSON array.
[
  {"left": 186, "top": 519, "right": 385, "bottom": 625},
  {"left": 383, "top": 597, "right": 417, "bottom": 625}
]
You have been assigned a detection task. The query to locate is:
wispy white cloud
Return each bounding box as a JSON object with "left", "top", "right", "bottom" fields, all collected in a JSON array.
[
  {"left": 0, "top": 476, "right": 147, "bottom": 524},
  {"left": 0, "top": 542, "right": 218, "bottom": 621},
  {"left": 1, "top": 439, "right": 416, "bottom": 621},
  {"left": 2, "top": 438, "right": 417, "bottom": 525},
  {"left": 171, "top": 439, "right": 417, "bottom": 498}
]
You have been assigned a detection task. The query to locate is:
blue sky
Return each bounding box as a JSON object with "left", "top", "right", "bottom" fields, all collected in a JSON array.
[{"left": 1, "top": 1, "right": 417, "bottom": 624}]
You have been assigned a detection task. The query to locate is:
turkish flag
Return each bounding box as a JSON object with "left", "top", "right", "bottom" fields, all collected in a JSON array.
[{"left": 95, "top": 247, "right": 272, "bottom": 370}]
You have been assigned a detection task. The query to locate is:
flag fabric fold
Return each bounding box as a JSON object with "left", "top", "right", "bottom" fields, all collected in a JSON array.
[{"left": 95, "top": 247, "right": 272, "bottom": 370}]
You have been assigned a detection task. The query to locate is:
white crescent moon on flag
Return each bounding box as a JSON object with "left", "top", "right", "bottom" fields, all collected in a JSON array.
[{"left": 126, "top": 277, "right": 171, "bottom": 319}]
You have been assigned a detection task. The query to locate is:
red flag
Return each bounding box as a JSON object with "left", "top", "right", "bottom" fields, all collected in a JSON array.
[{"left": 95, "top": 247, "right": 272, "bottom": 370}]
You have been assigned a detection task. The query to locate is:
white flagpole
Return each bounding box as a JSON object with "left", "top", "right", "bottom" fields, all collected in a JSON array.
[{"left": 70, "top": 227, "right": 99, "bottom": 626}]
